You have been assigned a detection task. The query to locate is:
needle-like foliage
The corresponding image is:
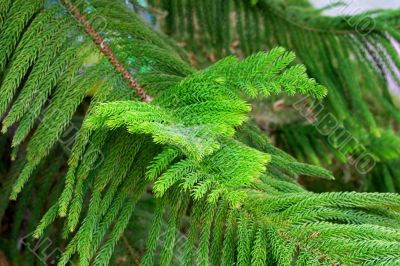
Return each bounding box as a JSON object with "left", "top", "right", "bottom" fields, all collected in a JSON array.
[
  {"left": 147, "top": 0, "right": 400, "bottom": 192},
  {"left": 0, "top": 0, "right": 400, "bottom": 265}
]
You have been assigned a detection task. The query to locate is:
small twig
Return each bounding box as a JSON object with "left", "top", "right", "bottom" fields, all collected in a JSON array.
[
  {"left": 61, "top": 0, "right": 153, "bottom": 102},
  {"left": 122, "top": 234, "right": 141, "bottom": 265}
]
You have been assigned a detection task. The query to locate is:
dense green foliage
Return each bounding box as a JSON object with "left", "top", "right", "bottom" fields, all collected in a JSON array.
[
  {"left": 0, "top": 0, "right": 400, "bottom": 265},
  {"left": 151, "top": 0, "right": 400, "bottom": 192}
]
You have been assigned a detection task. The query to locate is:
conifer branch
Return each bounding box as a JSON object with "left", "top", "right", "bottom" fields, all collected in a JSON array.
[
  {"left": 2, "top": 1, "right": 400, "bottom": 265},
  {"left": 60, "top": 0, "right": 153, "bottom": 102}
]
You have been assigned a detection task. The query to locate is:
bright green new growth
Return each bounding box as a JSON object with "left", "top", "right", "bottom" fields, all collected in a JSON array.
[
  {"left": 151, "top": 0, "right": 400, "bottom": 193},
  {"left": 0, "top": 0, "right": 400, "bottom": 265}
]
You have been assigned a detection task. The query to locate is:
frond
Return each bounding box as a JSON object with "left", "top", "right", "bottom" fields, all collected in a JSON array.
[
  {"left": 1, "top": 1, "right": 400, "bottom": 265},
  {"left": 146, "top": 0, "right": 400, "bottom": 192}
]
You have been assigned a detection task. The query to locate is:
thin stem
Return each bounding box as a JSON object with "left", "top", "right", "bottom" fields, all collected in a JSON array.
[{"left": 60, "top": 0, "right": 153, "bottom": 102}]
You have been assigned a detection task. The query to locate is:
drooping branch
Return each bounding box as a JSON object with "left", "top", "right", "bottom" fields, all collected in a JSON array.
[{"left": 60, "top": 0, "right": 153, "bottom": 102}]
